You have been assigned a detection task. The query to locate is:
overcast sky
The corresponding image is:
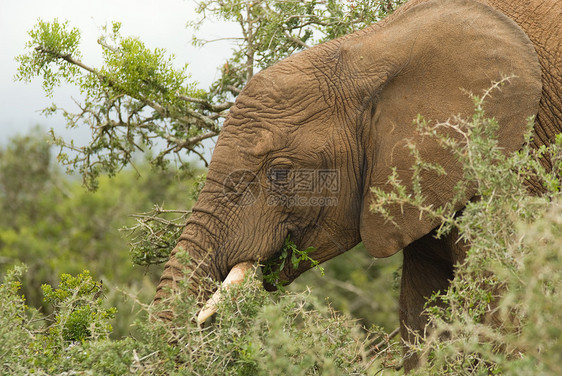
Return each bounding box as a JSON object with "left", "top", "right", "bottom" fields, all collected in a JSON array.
[{"left": 0, "top": 0, "right": 238, "bottom": 153}]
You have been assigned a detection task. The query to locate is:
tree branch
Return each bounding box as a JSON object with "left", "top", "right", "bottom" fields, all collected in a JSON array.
[
  {"left": 227, "top": 85, "right": 242, "bottom": 95},
  {"left": 35, "top": 46, "right": 97, "bottom": 75},
  {"left": 173, "top": 131, "right": 218, "bottom": 151},
  {"left": 177, "top": 94, "right": 233, "bottom": 112},
  {"left": 283, "top": 31, "right": 312, "bottom": 49}
]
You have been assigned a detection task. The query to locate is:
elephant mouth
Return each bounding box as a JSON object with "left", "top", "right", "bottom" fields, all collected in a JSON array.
[
  {"left": 197, "top": 248, "right": 295, "bottom": 324},
  {"left": 198, "top": 228, "right": 318, "bottom": 324},
  {"left": 261, "top": 252, "right": 293, "bottom": 292},
  {"left": 197, "top": 240, "right": 311, "bottom": 324},
  {"left": 261, "top": 246, "right": 313, "bottom": 291},
  {"left": 197, "top": 261, "right": 254, "bottom": 324}
]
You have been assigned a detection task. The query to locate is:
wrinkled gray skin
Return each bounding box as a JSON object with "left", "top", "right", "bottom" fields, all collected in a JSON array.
[{"left": 155, "top": 0, "right": 561, "bottom": 370}]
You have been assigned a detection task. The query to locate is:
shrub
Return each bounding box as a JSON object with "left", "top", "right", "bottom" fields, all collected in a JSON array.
[
  {"left": 371, "top": 80, "right": 562, "bottom": 374},
  {"left": 0, "top": 267, "right": 118, "bottom": 374},
  {"left": 0, "top": 263, "right": 402, "bottom": 375}
]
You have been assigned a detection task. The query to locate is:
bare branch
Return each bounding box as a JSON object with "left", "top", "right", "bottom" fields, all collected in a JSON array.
[
  {"left": 97, "top": 37, "right": 120, "bottom": 54},
  {"left": 227, "top": 85, "right": 242, "bottom": 95},
  {"left": 173, "top": 131, "right": 218, "bottom": 152},
  {"left": 245, "top": 2, "right": 255, "bottom": 80},
  {"left": 35, "top": 46, "right": 97, "bottom": 75},
  {"left": 373, "top": 327, "right": 400, "bottom": 350},
  {"left": 186, "top": 147, "right": 210, "bottom": 167},
  {"left": 195, "top": 36, "right": 245, "bottom": 45},
  {"left": 283, "top": 31, "right": 312, "bottom": 49},
  {"left": 177, "top": 94, "right": 233, "bottom": 112},
  {"left": 182, "top": 108, "right": 221, "bottom": 131}
]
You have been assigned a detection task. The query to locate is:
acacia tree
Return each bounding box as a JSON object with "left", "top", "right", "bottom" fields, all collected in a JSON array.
[
  {"left": 16, "top": 0, "right": 404, "bottom": 190},
  {"left": 15, "top": 0, "right": 405, "bottom": 272}
]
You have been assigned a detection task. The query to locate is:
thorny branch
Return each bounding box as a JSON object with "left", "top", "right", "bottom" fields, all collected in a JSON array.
[
  {"left": 31, "top": 43, "right": 229, "bottom": 188},
  {"left": 124, "top": 205, "right": 192, "bottom": 266},
  {"left": 37, "top": 45, "right": 227, "bottom": 128}
]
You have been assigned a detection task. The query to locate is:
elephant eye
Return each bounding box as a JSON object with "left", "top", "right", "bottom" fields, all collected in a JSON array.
[
  {"left": 267, "top": 167, "right": 291, "bottom": 190},
  {"left": 268, "top": 167, "right": 290, "bottom": 183}
]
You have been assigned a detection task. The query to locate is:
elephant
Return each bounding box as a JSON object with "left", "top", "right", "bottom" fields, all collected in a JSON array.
[{"left": 154, "top": 0, "right": 561, "bottom": 371}]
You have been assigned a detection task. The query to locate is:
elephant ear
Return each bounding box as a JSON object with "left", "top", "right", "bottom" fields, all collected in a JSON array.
[{"left": 351, "top": 0, "right": 542, "bottom": 257}]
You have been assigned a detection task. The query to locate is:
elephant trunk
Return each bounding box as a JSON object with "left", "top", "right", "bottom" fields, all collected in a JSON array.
[
  {"left": 153, "top": 218, "right": 223, "bottom": 320},
  {"left": 153, "top": 211, "right": 257, "bottom": 322}
]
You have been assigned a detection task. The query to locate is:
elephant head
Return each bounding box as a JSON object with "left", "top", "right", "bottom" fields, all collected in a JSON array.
[{"left": 154, "top": 0, "right": 542, "bottom": 321}]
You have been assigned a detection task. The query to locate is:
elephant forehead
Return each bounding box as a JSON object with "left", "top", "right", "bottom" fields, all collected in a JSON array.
[
  {"left": 218, "top": 126, "right": 276, "bottom": 155},
  {"left": 218, "top": 123, "right": 302, "bottom": 164},
  {"left": 230, "top": 65, "right": 335, "bottom": 122},
  {"left": 228, "top": 96, "right": 334, "bottom": 128},
  {"left": 217, "top": 118, "right": 336, "bottom": 163}
]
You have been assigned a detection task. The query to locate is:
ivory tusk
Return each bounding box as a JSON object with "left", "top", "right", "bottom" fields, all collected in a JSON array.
[{"left": 197, "top": 261, "right": 255, "bottom": 325}]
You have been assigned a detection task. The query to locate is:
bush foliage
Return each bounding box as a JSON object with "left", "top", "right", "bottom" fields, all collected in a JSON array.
[
  {"left": 0, "top": 262, "right": 401, "bottom": 375},
  {"left": 372, "top": 87, "right": 562, "bottom": 374}
]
